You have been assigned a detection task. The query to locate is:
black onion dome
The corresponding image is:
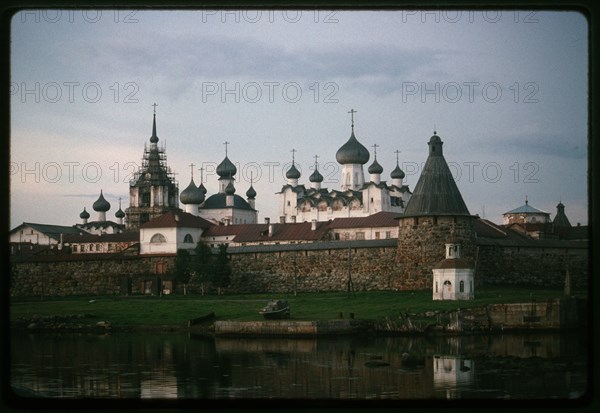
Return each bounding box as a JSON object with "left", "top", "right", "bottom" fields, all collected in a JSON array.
[
  {"left": 180, "top": 178, "right": 205, "bottom": 204},
  {"left": 92, "top": 191, "right": 111, "bottom": 212},
  {"left": 225, "top": 182, "right": 236, "bottom": 195},
  {"left": 79, "top": 207, "right": 90, "bottom": 219},
  {"left": 309, "top": 168, "right": 323, "bottom": 183},
  {"left": 336, "top": 131, "right": 370, "bottom": 165},
  {"left": 216, "top": 156, "right": 237, "bottom": 178},
  {"left": 115, "top": 208, "right": 125, "bottom": 219},
  {"left": 286, "top": 163, "right": 301, "bottom": 179},
  {"left": 198, "top": 182, "right": 207, "bottom": 195},
  {"left": 246, "top": 185, "right": 257, "bottom": 199},
  {"left": 391, "top": 164, "right": 405, "bottom": 179},
  {"left": 368, "top": 158, "right": 383, "bottom": 174}
]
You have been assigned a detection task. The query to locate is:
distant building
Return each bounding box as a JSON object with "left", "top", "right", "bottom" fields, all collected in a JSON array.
[
  {"left": 9, "top": 222, "right": 84, "bottom": 247},
  {"left": 63, "top": 232, "right": 139, "bottom": 254},
  {"left": 188, "top": 144, "right": 259, "bottom": 225},
  {"left": 76, "top": 191, "right": 124, "bottom": 235},
  {"left": 139, "top": 210, "right": 213, "bottom": 255},
  {"left": 502, "top": 197, "right": 551, "bottom": 225},
  {"left": 125, "top": 110, "right": 179, "bottom": 229},
  {"left": 277, "top": 111, "right": 411, "bottom": 223}
]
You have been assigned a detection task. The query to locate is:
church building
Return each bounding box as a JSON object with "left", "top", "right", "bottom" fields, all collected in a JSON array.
[
  {"left": 179, "top": 143, "right": 259, "bottom": 225},
  {"left": 125, "top": 107, "right": 179, "bottom": 229},
  {"left": 278, "top": 109, "right": 411, "bottom": 223}
]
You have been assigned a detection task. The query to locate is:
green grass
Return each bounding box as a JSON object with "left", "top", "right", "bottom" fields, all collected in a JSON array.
[{"left": 10, "top": 287, "right": 585, "bottom": 328}]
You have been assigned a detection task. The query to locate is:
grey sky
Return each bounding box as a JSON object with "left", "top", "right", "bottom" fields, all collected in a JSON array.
[{"left": 10, "top": 10, "right": 588, "bottom": 228}]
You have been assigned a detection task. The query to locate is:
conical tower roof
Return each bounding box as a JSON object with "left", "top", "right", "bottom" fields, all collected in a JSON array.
[
  {"left": 403, "top": 132, "right": 470, "bottom": 217},
  {"left": 553, "top": 202, "right": 572, "bottom": 227}
]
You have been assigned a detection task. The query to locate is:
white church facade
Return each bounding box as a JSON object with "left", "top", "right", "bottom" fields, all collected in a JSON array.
[{"left": 278, "top": 110, "right": 411, "bottom": 223}]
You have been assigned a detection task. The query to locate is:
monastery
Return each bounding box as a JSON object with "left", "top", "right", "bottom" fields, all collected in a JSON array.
[{"left": 9, "top": 108, "right": 589, "bottom": 298}]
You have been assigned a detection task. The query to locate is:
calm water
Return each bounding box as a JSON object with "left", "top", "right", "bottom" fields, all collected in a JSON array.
[{"left": 10, "top": 332, "right": 587, "bottom": 400}]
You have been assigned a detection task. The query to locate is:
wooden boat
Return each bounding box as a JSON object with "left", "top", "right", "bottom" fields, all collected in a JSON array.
[{"left": 259, "top": 300, "right": 290, "bottom": 319}]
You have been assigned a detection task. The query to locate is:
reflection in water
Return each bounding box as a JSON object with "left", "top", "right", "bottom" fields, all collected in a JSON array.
[{"left": 10, "top": 332, "right": 587, "bottom": 400}]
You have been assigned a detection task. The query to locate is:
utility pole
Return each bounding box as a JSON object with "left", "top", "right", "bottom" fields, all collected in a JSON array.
[{"left": 347, "top": 243, "right": 354, "bottom": 297}]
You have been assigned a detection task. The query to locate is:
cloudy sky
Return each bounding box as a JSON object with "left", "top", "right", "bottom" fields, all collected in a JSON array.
[{"left": 10, "top": 9, "right": 588, "bottom": 228}]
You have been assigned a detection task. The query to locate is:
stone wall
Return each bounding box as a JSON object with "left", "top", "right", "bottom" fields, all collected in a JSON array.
[
  {"left": 475, "top": 244, "right": 588, "bottom": 289},
  {"left": 227, "top": 242, "right": 399, "bottom": 293},
  {"left": 10, "top": 256, "right": 175, "bottom": 297},
  {"left": 9, "top": 238, "right": 588, "bottom": 297},
  {"left": 396, "top": 215, "right": 477, "bottom": 290}
]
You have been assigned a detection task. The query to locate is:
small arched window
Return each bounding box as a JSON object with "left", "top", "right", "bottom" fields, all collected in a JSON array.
[
  {"left": 150, "top": 233, "right": 166, "bottom": 243},
  {"left": 183, "top": 234, "right": 193, "bottom": 244}
]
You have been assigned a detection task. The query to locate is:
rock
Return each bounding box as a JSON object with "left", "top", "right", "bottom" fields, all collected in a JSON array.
[
  {"left": 96, "top": 321, "right": 111, "bottom": 328},
  {"left": 27, "top": 323, "right": 37, "bottom": 329}
]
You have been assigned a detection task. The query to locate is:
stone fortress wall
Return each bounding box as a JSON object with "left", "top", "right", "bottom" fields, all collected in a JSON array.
[{"left": 10, "top": 239, "right": 588, "bottom": 297}]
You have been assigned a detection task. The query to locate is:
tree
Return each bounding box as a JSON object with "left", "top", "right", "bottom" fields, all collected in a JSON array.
[
  {"left": 191, "top": 242, "right": 214, "bottom": 294},
  {"left": 173, "top": 249, "right": 192, "bottom": 294},
  {"left": 213, "top": 244, "right": 232, "bottom": 293}
]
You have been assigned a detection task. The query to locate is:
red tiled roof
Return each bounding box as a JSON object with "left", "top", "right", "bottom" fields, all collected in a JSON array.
[
  {"left": 140, "top": 211, "right": 214, "bottom": 229},
  {"left": 62, "top": 231, "right": 139, "bottom": 243},
  {"left": 328, "top": 211, "right": 402, "bottom": 229},
  {"left": 203, "top": 221, "right": 330, "bottom": 243}
]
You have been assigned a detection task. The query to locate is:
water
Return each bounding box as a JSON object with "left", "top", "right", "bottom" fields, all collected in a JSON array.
[{"left": 10, "top": 332, "right": 588, "bottom": 400}]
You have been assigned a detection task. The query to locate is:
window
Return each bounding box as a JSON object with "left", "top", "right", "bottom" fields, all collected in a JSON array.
[
  {"left": 375, "top": 232, "right": 380, "bottom": 240},
  {"left": 287, "top": 201, "right": 290, "bottom": 207},
  {"left": 459, "top": 280, "right": 465, "bottom": 293},
  {"left": 370, "top": 197, "right": 374, "bottom": 203},
  {"left": 95, "top": 244, "right": 101, "bottom": 252},
  {"left": 150, "top": 233, "right": 166, "bottom": 243},
  {"left": 73, "top": 245, "right": 78, "bottom": 252},
  {"left": 435, "top": 282, "right": 438, "bottom": 293},
  {"left": 385, "top": 231, "right": 391, "bottom": 239},
  {"left": 356, "top": 232, "right": 365, "bottom": 240},
  {"left": 183, "top": 234, "right": 193, "bottom": 243}
]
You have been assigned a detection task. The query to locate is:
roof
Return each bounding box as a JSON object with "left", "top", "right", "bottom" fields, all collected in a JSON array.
[
  {"left": 474, "top": 219, "right": 587, "bottom": 248},
  {"left": 202, "top": 193, "right": 256, "bottom": 211},
  {"left": 328, "top": 211, "right": 402, "bottom": 229},
  {"left": 78, "top": 221, "right": 124, "bottom": 230},
  {"left": 335, "top": 130, "right": 370, "bottom": 165},
  {"left": 403, "top": 134, "right": 470, "bottom": 217},
  {"left": 11, "top": 222, "right": 86, "bottom": 240},
  {"left": 62, "top": 231, "right": 140, "bottom": 244},
  {"left": 203, "top": 221, "right": 330, "bottom": 243},
  {"left": 433, "top": 258, "right": 472, "bottom": 270},
  {"left": 140, "top": 210, "right": 214, "bottom": 229},
  {"left": 504, "top": 202, "right": 549, "bottom": 215}
]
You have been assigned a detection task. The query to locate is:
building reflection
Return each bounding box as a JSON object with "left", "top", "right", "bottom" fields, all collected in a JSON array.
[{"left": 10, "top": 332, "right": 586, "bottom": 400}]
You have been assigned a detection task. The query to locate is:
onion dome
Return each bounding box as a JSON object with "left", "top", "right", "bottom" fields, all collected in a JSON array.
[
  {"left": 286, "top": 163, "right": 301, "bottom": 179},
  {"left": 368, "top": 158, "right": 383, "bottom": 174},
  {"left": 92, "top": 190, "right": 111, "bottom": 212},
  {"left": 115, "top": 208, "right": 125, "bottom": 219},
  {"left": 391, "top": 164, "right": 405, "bottom": 179},
  {"left": 180, "top": 178, "right": 205, "bottom": 205},
  {"left": 79, "top": 207, "right": 90, "bottom": 219},
  {"left": 336, "top": 131, "right": 370, "bottom": 165},
  {"left": 150, "top": 113, "right": 159, "bottom": 144},
  {"left": 309, "top": 167, "right": 323, "bottom": 183},
  {"left": 216, "top": 156, "right": 237, "bottom": 178},
  {"left": 198, "top": 182, "right": 207, "bottom": 195},
  {"left": 246, "top": 184, "right": 257, "bottom": 199},
  {"left": 225, "top": 182, "right": 236, "bottom": 195}
]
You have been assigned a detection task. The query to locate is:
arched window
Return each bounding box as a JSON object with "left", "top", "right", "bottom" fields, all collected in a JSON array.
[
  {"left": 459, "top": 280, "right": 465, "bottom": 293},
  {"left": 183, "top": 234, "right": 193, "bottom": 243},
  {"left": 150, "top": 233, "right": 166, "bottom": 243}
]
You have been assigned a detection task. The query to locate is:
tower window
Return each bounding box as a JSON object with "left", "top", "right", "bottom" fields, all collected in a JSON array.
[
  {"left": 459, "top": 280, "right": 465, "bottom": 293},
  {"left": 183, "top": 234, "right": 193, "bottom": 243}
]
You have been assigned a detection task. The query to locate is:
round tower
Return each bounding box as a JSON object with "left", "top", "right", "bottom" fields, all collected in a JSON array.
[{"left": 396, "top": 131, "right": 477, "bottom": 290}]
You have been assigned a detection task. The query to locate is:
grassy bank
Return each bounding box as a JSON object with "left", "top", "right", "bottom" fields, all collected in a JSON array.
[{"left": 9, "top": 287, "right": 585, "bottom": 329}]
